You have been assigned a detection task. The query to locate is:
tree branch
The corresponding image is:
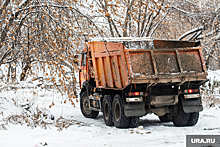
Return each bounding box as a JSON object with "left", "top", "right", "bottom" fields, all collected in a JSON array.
[{"left": 178, "top": 26, "right": 204, "bottom": 40}]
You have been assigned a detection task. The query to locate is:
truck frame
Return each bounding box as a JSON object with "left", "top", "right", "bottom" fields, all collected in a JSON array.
[{"left": 79, "top": 37, "right": 208, "bottom": 128}]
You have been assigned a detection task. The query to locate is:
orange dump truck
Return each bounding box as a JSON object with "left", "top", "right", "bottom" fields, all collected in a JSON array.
[{"left": 79, "top": 38, "right": 208, "bottom": 128}]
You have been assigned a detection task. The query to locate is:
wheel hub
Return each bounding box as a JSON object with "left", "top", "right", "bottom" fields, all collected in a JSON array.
[
  {"left": 114, "top": 102, "right": 120, "bottom": 121},
  {"left": 83, "top": 97, "right": 91, "bottom": 115},
  {"left": 104, "top": 102, "right": 109, "bottom": 120}
]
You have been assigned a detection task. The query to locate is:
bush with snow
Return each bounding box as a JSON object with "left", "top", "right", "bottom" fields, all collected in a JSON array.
[{"left": 201, "top": 70, "right": 220, "bottom": 108}]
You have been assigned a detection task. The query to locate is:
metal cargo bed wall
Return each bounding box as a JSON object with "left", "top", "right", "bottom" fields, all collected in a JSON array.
[
  {"left": 90, "top": 41, "right": 129, "bottom": 89},
  {"left": 127, "top": 47, "right": 207, "bottom": 84}
]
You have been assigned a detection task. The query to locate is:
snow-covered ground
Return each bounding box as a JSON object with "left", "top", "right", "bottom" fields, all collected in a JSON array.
[{"left": 0, "top": 71, "right": 220, "bottom": 147}]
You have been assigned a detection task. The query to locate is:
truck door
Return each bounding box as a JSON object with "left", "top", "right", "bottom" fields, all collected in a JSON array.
[{"left": 79, "top": 52, "right": 87, "bottom": 89}]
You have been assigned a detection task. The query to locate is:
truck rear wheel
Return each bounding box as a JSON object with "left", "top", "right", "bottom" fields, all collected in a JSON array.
[
  {"left": 102, "top": 95, "right": 114, "bottom": 126},
  {"left": 129, "top": 116, "right": 139, "bottom": 128},
  {"left": 172, "top": 96, "right": 190, "bottom": 127},
  {"left": 112, "top": 94, "right": 130, "bottom": 128},
  {"left": 188, "top": 112, "right": 199, "bottom": 126},
  {"left": 159, "top": 114, "right": 172, "bottom": 122},
  {"left": 80, "top": 91, "right": 99, "bottom": 118}
]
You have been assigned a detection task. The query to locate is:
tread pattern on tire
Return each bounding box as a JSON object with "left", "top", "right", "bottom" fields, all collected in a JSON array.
[
  {"left": 159, "top": 114, "right": 172, "bottom": 122},
  {"left": 112, "top": 94, "right": 130, "bottom": 128},
  {"left": 103, "top": 95, "right": 114, "bottom": 126},
  {"left": 80, "top": 91, "right": 99, "bottom": 118},
  {"left": 129, "top": 116, "right": 139, "bottom": 128},
  {"left": 172, "top": 95, "right": 190, "bottom": 127},
  {"left": 188, "top": 112, "right": 199, "bottom": 126}
]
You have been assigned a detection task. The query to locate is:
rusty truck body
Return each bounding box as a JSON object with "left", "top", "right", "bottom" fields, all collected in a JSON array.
[{"left": 79, "top": 37, "right": 208, "bottom": 128}]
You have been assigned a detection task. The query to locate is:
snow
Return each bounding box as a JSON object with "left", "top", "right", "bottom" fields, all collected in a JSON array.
[
  {"left": 90, "top": 37, "right": 153, "bottom": 42},
  {"left": 207, "top": 70, "right": 220, "bottom": 81},
  {"left": 0, "top": 72, "right": 220, "bottom": 147},
  {"left": 0, "top": 103, "right": 219, "bottom": 147},
  {"left": 204, "top": 70, "right": 220, "bottom": 98}
]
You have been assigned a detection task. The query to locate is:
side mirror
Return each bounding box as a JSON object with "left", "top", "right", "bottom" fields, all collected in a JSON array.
[{"left": 74, "top": 55, "right": 79, "bottom": 66}]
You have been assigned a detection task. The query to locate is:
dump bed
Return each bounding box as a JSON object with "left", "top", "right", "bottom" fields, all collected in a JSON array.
[{"left": 86, "top": 38, "right": 207, "bottom": 89}]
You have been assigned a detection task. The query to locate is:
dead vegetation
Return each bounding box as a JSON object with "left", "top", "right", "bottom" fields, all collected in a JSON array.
[
  {"left": 201, "top": 91, "right": 220, "bottom": 108},
  {"left": 0, "top": 96, "right": 88, "bottom": 130},
  {"left": 0, "top": 113, "right": 90, "bottom": 131},
  {"left": 55, "top": 116, "right": 89, "bottom": 131},
  {"left": 2, "top": 111, "right": 53, "bottom": 130},
  {"left": 201, "top": 81, "right": 220, "bottom": 108}
]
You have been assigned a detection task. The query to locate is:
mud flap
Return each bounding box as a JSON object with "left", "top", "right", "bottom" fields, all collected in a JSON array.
[
  {"left": 181, "top": 96, "right": 203, "bottom": 113},
  {"left": 124, "top": 103, "right": 145, "bottom": 117}
]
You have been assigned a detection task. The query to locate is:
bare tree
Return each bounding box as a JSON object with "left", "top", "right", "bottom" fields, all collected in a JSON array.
[
  {"left": 1, "top": 0, "right": 219, "bottom": 108},
  {"left": 167, "top": 0, "right": 220, "bottom": 69}
]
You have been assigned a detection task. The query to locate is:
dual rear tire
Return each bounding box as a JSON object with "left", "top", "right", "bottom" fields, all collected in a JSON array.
[
  {"left": 188, "top": 112, "right": 199, "bottom": 126},
  {"left": 172, "top": 95, "right": 199, "bottom": 126},
  {"left": 80, "top": 91, "right": 139, "bottom": 128},
  {"left": 103, "top": 94, "right": 139, "bottom": 128},
  {"left": 159, "top": 111, "right": 199, "bottom": 127},
  {"left": 102, "top": 95, "right": 114, "bottom": 126}
]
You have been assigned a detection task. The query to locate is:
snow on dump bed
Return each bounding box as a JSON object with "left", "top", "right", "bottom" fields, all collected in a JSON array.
[
  {"left": 89, "top": 37, "right": 200, "bottom": 50},
  {"left": 89, "top": 37, "right": 153, "bottom": 42},
  {"left": 89, "top": 37, "right": 155, "bottom": 49}
]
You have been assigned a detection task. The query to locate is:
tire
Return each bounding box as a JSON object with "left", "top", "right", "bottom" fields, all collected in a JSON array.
[
  {"left": 129, "top": 116, "right": 139, "bottom": 128},
  {"left": 188, "top": 112, "right": 199, "bottom": 126},
  {"left": 80, "top": 91, "right": 99, "bottom": 118},
  {"left": 172, "top": 96, "right": 190, "bottom": 127},
  {"left": 159, "top": 114, "right": 172, "bottom": 122},
  {"left": 112, "top": 94, "right": 130, "bottom": 128},
  {"left": 102, "top": 95, "right": 114, "bottom": 126}
]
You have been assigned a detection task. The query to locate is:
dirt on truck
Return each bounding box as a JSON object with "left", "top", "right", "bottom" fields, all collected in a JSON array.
[{"left": 79, "top": 37, "right": 208, "bottom": 128}]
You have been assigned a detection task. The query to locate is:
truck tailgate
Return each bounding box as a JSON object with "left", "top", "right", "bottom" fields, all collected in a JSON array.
[{"left": 126, "top": 47, "right": 207, "bottom": 84}]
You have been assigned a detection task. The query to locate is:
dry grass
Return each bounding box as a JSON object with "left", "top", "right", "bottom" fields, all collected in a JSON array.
[{"left": 55, "top": 116, "right": 89, "bottom": 131}]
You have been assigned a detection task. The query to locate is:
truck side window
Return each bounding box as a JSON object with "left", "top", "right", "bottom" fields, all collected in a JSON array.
[{"left": 81, "top": 53, "right": 87, "bottom": 66}]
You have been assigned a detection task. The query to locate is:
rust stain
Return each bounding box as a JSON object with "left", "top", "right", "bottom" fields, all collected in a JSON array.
[
  {"left": 129, "top": 52, "right": 153, "bottom": 75},
  {"left": 179, "top": 50, "right": 203, "bottom": 72}
]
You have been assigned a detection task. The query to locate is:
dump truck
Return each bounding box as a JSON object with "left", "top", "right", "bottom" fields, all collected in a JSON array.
[{"left": 79, "top": 37, "right": 208, "bottom": 128}]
